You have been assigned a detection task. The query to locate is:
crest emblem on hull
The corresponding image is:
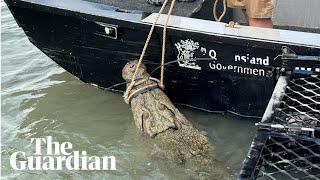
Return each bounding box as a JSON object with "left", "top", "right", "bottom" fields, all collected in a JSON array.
[{"left": 175, "top": 39, "right": 201, "bottom": 70}]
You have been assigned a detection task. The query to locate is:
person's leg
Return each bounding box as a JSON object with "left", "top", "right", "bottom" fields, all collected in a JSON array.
[
  {"left": 247, "top": 17, "right": 273, "bottom": 28},
  {"left": 245, "top": 0, "right": 275, "bottom": 28}
]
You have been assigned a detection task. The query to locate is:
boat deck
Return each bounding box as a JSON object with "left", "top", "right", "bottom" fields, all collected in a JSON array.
[{"left": 84, "top": 0, "right": 206, "bottom": 17}]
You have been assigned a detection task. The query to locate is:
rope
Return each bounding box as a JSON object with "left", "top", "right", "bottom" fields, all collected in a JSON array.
[
  {"left": 126, "top": 77, "right": 160, "bottom": 104},
  {"left": 160, "top": 0, "right": 176, "bottom": 88},
  {"left": 123, "top": 0, "right": 176, "bottom": 104},
  {"left": 124, "top": 0, "right": 226, "bottom": 103},
  {"left": 123, "top": 0, "right": 169, "bottom": 103},
  {"left": 213, "top": 0, "right": 227, "bottom": 22}
]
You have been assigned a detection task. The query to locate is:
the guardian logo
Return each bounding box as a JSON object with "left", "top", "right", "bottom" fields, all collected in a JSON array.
[{"left": 10, "top": 136, "right": 116, "bottom": 171}]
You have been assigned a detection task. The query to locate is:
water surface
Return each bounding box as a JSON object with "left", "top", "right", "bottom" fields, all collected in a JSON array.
[{"left": 1, "top": 2, "right": 258, "bottom": 179}]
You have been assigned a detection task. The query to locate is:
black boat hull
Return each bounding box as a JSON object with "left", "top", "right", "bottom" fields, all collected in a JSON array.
[{"left": 5, "top": 0, "right": 320, "bottom": 117}]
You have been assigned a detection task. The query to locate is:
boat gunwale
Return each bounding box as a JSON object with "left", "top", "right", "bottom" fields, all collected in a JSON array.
[
  {"left": 6, "top": 0, "right": 320, "bottom": 51},
  {"left": 142, "top": 14, "right": 320, "bottom": 49}
]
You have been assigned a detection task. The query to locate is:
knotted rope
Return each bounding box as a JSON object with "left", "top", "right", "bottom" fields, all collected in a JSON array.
[{"left": 123, "top": 0, "right": 176, "bottom": 104}]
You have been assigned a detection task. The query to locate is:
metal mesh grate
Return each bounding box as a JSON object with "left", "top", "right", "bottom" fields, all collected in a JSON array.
[
  {"left": 274, "top": 76, "right": 320, "bottom": 130},
  {"left": 251, "top": 133, "right": 320, "bottom": 180},
  {"left": 239, "top": 75, "right": 320, "bottom": 180}
]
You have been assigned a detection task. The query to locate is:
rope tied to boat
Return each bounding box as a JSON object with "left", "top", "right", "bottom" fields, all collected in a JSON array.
[
  {"left": 123, "top": 0, "right": 228, "bottom": 104},
  {"left": 213, "top": 0, "right": 227, "bottom": 22},
  {"left": 123, "top": 0, "right": 176, "bottom": 104}
]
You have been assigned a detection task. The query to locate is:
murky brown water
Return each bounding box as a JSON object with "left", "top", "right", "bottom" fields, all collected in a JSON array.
[{"left": 1, "top": 2, "right": 258, "bottom": 179}]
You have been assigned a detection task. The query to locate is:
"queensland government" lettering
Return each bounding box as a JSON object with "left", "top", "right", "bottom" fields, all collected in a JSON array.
[{"left": 209, "top": 54, "right": 271, "bottom": 77}]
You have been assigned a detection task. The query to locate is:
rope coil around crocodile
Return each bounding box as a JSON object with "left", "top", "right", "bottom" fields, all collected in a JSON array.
[{"left": 126, "top": 77, "right": 161, "bottom": 104}]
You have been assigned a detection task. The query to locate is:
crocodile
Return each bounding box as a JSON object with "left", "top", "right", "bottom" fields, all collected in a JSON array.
[{"left": 122, "top": 60, "right": 230, "bottom": 179}]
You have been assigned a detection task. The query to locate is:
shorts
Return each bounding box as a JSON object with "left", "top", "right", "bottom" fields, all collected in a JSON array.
[{"left": 227, "top": 0, "right": 276, "bottom": 18}]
